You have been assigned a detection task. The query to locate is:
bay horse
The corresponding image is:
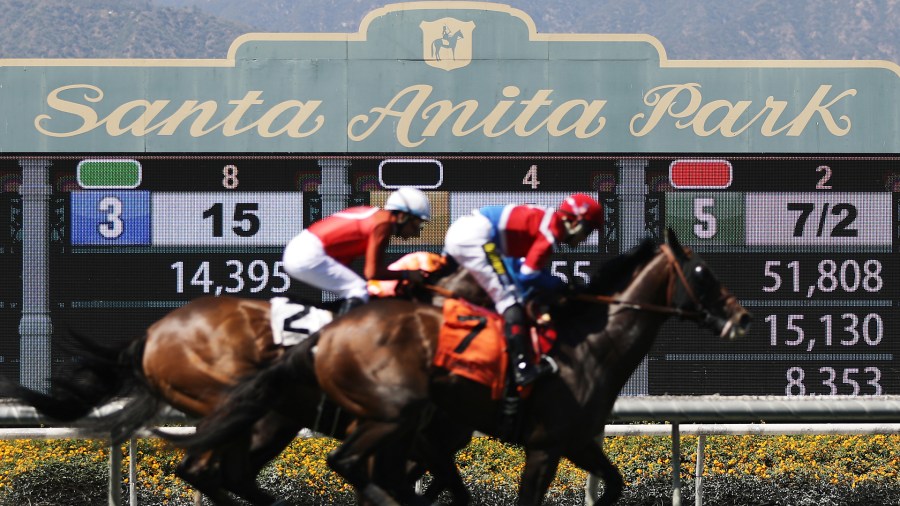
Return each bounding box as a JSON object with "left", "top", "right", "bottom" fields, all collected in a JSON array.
[
  {"left": 1, "top": 256, "right": 485, "bottom": 506},
  {"left": 176, "top": 229, "right": 750, "bottom": 505},
  {"left": 1, "top": 297, "right": 346, "bottom": 505}
]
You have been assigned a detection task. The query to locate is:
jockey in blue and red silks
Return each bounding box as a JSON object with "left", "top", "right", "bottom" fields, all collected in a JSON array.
[
  {"left": 444, "top": 194, "right": 604, "bottom": 391},
  {"left": 283, "top": 187, "right": 432, "bottom": 316}
]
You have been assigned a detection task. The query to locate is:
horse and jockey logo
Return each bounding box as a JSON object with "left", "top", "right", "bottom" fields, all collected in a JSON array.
[{"left": 420, "top": 18, "right": 476, "bottom": 71}]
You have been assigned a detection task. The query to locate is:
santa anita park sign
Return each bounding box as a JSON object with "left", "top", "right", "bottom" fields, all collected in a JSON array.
[{"left": 1, "top": 1, "right": 899, "bottom": 154}]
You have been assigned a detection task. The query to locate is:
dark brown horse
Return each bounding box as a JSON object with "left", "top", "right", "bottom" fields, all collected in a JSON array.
[
  {"left": 1, "top": 257, "right": 484, "bottom": 506},
  {"left": 317, "top": 230, "right": 750, "bottom": 505},
  {"left": 177, "top": 230, "right": 750, "bottom": 505}
]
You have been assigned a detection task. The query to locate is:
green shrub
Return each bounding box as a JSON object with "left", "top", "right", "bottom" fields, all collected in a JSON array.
[{"left": 1, "top": 460, "right": 108, "bottom": 506}]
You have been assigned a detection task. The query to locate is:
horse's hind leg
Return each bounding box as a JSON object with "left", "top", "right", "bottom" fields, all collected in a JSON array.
[
  {"left": 219, "top": 413, "right": 303, "bottom": 505},
  {"left": 176, "top": 450, "right": 243, "bottom": 506},
  {"left": 327, "top": 419, "right": 415, "bottom": 506},
  {"left": 217, "top": 443, "right": 280, "bottom": 506},
  {"left": 415, "top": 414, "right": 472, "bottom": 506},
  {"left": 564, "top": 440, "right": 623, "bottom": 506},
  {"left": 519, "top": 446, "right": 563, "bottom": 506},
  {"left": 414, "top": 439, "right": 469, "bottom": 506}
]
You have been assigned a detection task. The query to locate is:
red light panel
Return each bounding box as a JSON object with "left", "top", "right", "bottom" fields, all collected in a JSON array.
[{"left": 669, "top": 159, "right": 733, "bottom": 189}]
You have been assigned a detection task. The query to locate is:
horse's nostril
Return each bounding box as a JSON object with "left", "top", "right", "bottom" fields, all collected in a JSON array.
[{"left": 739, "top": 313, "right": 752, "bottom": 331}]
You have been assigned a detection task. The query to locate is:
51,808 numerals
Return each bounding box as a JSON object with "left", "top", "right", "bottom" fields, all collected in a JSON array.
[{"left": 762, "top": 259, "right": 883, "bottom": 297}]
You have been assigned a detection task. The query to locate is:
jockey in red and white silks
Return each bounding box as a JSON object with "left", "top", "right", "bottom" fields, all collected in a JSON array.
[{"left": 283, "top": 188, "right": 431, "bottom": 315}]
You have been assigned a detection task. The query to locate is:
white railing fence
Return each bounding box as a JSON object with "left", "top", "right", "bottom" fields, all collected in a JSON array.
[
  {"left": 590, "top": 395, "right": 900, "bottom": 506},
  {"left": 2, "top": 396, "right": 900, "bottom": 506}
]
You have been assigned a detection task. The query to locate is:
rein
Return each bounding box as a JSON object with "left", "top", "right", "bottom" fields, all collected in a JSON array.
[
  {"left": 574, "top": 244, "right": 706, "bottom": 320},
  {"left": 424, "top": 244, "right": 707, "bottom": 320},
  {"left": 424, "top": 284, "right": 457, "bottom": 298},
  {"left": 572, "top": 293, "right": 702, "bottom": 318}
]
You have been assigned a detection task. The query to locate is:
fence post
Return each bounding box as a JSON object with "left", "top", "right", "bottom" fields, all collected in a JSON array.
[
  {"left": 695, "top": 434, "right": 706, "bottom": 506},
  {"left": 584, "top": 472, "right": 600, "bottom": 505},
  {"left": 129, "top": 438, "right": 138, "bottom": 506},
  {"left": 109, "top": 442, "right": 122, "bottom": 506},
  {"left": 672, "top": 423, "right": 682, "bottom": 506}
]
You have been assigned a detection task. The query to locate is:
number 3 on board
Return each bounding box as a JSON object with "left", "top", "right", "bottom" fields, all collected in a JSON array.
[{"left": 522, "top": 165, "right": 540, "bottom": 189}]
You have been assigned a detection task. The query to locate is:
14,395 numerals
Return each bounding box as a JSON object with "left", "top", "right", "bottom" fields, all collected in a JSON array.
[{"left": 171, "top": 260, "right": 290, "bottom": 295}]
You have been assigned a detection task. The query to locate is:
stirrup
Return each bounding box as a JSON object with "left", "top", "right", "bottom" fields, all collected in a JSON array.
[
  {"left": 538, "top": 355, "right": 560, "bottom": 375},
  {"left": 514, "top": 356, "right": 558, "bottom": 386}
]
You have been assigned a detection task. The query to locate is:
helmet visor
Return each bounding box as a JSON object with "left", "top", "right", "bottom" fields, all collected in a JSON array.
[{"left": 564, "top": 219, "right": 594, "bottom": 246}]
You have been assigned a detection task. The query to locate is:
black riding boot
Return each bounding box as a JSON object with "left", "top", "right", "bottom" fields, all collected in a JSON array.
[
  {"left": 337, "top": 297, "right": 365, "bottom": 316},
  {"left": 500, "top": 304, "right": 534, "bottom": 440},
  {"left": 503, "top": 304, "right": 540, "bottom": 387}
]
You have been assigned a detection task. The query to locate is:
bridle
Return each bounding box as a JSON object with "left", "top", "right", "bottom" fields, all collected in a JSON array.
[
  {"left": 573, "top": 244, "right": 707, "bottom": 321},
  {"left": 423, "top": 244, "right": 713, "bottom": 321}
]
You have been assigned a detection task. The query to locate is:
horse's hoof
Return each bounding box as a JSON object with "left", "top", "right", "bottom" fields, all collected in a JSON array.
[{"left": 362, "top": 483, "right": 400, "bottom": 506}]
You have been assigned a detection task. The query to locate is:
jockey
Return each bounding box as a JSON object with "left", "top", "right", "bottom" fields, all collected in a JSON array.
[
  {"left": 443, "top": 194, "right": 604, "bottom": 388},
  {"left": 283, "top": 187, "right": 431, "bottom": 315}
]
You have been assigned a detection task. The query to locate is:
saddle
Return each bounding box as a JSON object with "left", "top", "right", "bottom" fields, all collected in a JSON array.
[
  {"left": 433, "top": 298, "right": 558, "bottom": 399},
  {"left": 270, "top": 297, "right": 335, "bottom": 347},
  {"left": 271, "top": 252, "right": 449, "bottom": 346}
]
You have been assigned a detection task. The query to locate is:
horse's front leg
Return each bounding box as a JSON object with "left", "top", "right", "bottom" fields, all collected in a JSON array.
[
  {"left": 517, "top": 445, "right": 562, "bottom": 506},
  {"left": 564, "top": 440, "right": 623, "bottom": 506}
]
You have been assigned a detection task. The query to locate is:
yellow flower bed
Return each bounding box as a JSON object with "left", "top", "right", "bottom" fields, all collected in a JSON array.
[
  {"left": 603, "top": 434, "right": 900, "bottom": 487},
  {"left": 0, "top": 433, "right": 898, "bottom": 503}
]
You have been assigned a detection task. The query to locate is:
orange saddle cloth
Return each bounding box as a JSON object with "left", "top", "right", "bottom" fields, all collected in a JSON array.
[{"left": 433, "top": 298, "right": 507, "bottom": 400}]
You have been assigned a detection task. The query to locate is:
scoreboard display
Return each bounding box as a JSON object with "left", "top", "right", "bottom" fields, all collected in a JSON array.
[
  {"left": 650, "top": 157, "right": 898, "bottom": 397},
  {"left": 1, "top": 154, "right": 899, "bottom": 397}
]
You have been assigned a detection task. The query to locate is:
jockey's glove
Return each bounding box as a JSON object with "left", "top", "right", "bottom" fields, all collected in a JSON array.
[{"left": 400, "top": 269, "right": 427, "bottom": 285}]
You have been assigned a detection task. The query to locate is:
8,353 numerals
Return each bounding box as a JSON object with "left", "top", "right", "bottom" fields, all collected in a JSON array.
[{"left": 786, "top": 366, "right": 882, "bottom": 396}]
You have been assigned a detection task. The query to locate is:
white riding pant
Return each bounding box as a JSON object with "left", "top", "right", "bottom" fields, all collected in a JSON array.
[
  {"left": 282, "top": 229, "right": 370, "bottom": 301},
  {"left": 444, "top": 212, "right": 517, "bottom": 314}
]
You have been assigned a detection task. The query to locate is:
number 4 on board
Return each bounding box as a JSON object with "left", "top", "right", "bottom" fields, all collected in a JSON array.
[{"left": 522, "top": 164, "right": 540, "bottom": 189}]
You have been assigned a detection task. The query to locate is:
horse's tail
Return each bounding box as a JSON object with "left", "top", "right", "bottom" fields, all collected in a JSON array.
[
  {"left": 172, "top": 339, "right": 316, "bottom": 452},
  {"left": 0, "top": 332, "right": 160, "bottom": 442},
  {"left": 90, "top": 338, "right": 165, "bottom": 444}
]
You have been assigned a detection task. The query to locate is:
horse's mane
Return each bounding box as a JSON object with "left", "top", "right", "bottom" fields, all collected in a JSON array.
[
  {"left": 584, "top": 238, "right": 658, "bottom": 296},
  {"left": 549, "top": 238, "right": 658, "bottom": 347}
]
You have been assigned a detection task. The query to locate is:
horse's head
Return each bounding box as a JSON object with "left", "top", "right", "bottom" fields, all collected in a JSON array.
[
  {"left": 663, "top": 228, "right": 751, "bottom": 340},
  {"left": 432, "top": 260, "right": 492, "bottom": 308}
]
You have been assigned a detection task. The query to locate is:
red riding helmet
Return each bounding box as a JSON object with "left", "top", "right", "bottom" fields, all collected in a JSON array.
[
  {"left": 558, "top": 194, "right": 603, "bottom": 228},
  {"left": 557, "top": 194, "right": 603, "bottom": 245}
]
